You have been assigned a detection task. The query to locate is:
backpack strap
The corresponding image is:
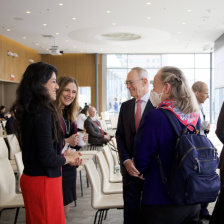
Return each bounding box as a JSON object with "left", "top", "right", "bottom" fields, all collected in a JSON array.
[
  {"left": 154, "top": 108, "right": 183, "bottom": 186},
  {"left": 158, "top": 108, "right": 182, "bottom": 137}
]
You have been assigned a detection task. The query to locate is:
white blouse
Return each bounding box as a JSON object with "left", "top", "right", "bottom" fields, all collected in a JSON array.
[{"left": 77, "top": 113, "right": 87, "bottom": 130}]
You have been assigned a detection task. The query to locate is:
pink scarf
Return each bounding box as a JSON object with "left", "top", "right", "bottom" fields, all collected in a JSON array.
[{"left": 157, "top": 99, "right": 199, "bottom": 129}]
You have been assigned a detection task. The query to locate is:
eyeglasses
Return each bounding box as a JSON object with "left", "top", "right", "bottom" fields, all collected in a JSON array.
[{"left": 124, "top": 79, "right": 142, "bottom": 86}]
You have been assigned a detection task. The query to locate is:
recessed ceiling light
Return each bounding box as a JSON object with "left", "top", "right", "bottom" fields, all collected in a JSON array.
[
  {"left": 182, "top": 22, "right": 186, "bottom": 25},
  {"left": 26, "top": 11, "right": 31, "bottom": 14},
  {"left": 146, "top": 2, "right": 151, "bottom": 5},
  {"left": 66, "top": 40, "right": 68, "bottom": 42},
  {"left": 112, "top": 23, "right": 116, "bottom": 26},
  {"left": 147, "top": 17, "right": 151, "bottom": 20},
  {"left": 72, "top": 17, "right": 76, "bottom": 20},
  {"left": 59, "top": 3, "right": 63, "bottom": 6},
  {"left": 36, "top": 43, "right": 39, "bottom": 45},
  {"left": 46, "top": 48, "right": 49, "bottom": 51},
  {"left": 106, "top": 11, "right": 111, "bottom": 13},
  {"left": 43, "top": 24, "right": 47, "bottom": 26},
  {"left": 80, "top": 51, "right": 83, "bottom": 53},
  {"left": 178, "top": 32, "right": 182, "bottom": 34},
  {"left": 74, "top": 46, "right": 76, "bottom": 48},
  {"left": 187, "top": 10, "right": 192, "bottom": 12},
  {"left": 56, "top": 33, "right": 59, "bottom": 35},
  {"left": 7, "top": 29, "right": 10, "bottom": 32},
  {"left": 23, "top": 36, "right": 26, "bottom": 39}
]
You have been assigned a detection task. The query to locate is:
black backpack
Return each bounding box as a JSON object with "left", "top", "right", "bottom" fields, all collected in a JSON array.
[{"left": 156, "top": 109, "right": 220, "bottom": 205}]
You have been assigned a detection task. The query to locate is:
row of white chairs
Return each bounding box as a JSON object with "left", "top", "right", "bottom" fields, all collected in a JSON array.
[{"left": 84, "top": 143, "right": 123, "bottom": 224}]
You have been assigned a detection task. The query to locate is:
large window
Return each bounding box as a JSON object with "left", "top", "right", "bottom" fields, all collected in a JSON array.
[{"left": 106, "top": 54, "right": 213, "bottom": 122}]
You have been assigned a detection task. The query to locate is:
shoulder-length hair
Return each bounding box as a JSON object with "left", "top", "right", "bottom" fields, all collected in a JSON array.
[
  {"left": 13, "top": 62, "right": 61, "bottom": 142},
  {"left": 158, "top": 66, "right": 199, "bottom": 114},
  {"left": 55, "top": 76, "right": 80, "bottom": 123}
]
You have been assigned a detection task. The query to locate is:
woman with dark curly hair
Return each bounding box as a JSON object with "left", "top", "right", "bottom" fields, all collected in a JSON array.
[{"left": 13, "top": 62, "right": 81, "bottom": 224}]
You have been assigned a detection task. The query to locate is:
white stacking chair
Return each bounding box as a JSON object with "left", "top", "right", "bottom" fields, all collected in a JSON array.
[
  {"left": 111, "top": 137, "right": 117, "bottom": 149},
  {"left": 0, "top": 158, "right": 24, "bottom": 224},
  {"left": 109, "top": 114, "right": 118, "bottom": 129},
  {"left": 7, "top": 134, "right": 21, "bottom": 160},
  {"left": 0, "top": 137, "right": 17, "bottom": 172},
  {"left": 14, "top": 152, "right": 24, "bottom": 192},
  {"left": 96, "top": 151, "right": 122, "bottom": 194},
  {"left": 103, "top": 145, "right": 122, "bottom": 183},
  {"left": 84, "top": 159, "right": 123, "bottom": 224}
]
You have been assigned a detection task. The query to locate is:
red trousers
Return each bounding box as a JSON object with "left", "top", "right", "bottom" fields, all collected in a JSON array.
[{"left": 20, "top": 173, "right": 65, "bottom": 224}]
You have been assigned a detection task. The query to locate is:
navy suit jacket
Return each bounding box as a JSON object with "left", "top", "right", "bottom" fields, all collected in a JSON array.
[{"left": 116, "top": 98, "right": 154, "bottom": 186}]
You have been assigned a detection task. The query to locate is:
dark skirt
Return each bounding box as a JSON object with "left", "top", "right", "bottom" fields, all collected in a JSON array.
[
  {"left": 20, "top": 173, "right": 65, "bottom": 224},
  {"left": 62, "top": 164, "right": 77, "bottom": 206}
]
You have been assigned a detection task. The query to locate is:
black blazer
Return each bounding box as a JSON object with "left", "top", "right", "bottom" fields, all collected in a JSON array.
[
  {"left": 116, "top": 98, "right": 154, "bottom": 185},
  {"left": 21, "top": 103, "right": 65, "bottom": 177},
  {"left": 216, "top": 102, "right": 224, "bottom": 170},
  {"left": 84, "top": 116, "right": 106, "bottom": 145}
]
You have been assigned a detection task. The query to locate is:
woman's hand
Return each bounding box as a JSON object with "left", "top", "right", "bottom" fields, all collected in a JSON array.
[
  {"left": 64, "top": 149, "right": 82, "bottom": 165},
  {"left": 65, "top": 134, "right": 79, "bottom": 147}
]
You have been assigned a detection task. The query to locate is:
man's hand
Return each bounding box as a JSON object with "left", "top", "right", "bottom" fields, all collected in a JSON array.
[{"left": 124, "top": 159, "right": 140, "bottom": 177}]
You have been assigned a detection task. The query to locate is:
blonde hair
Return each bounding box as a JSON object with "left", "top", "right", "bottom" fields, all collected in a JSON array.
[
  {"left": 158, "top": 66, "right": 199, "bottom": 114},
  {"left": 55, "top": 76, "right": 80, "bottom": 123}
]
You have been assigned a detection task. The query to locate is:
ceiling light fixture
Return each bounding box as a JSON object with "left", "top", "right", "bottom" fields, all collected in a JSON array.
[
  {"left": 106, "top": 11, "right": 111, "bottom": 13},
  {"left": 23, "top": 36, "right": 26, "bottom": 39},
  {"left": 72, "top": 17, "right": 76, "bottom": 20},
  {"left": 43, "top": 24, "right": 47, "bottom": 26},
  {"left": 59, "top": 3, "right": 63, "bottom": 6},
  {"left": 7, "top": 29, "right": 10, "bottom": 32},
  {"left": 112, "top": 23, "right": 116, "bottom": 26},
  {"left": 182, "top": 22, "right": 186, "bottom": 25},
  {"left": 56, "top": 33, "right": 59, "bottom": 35},
  {"left": 178, "top": 32, "right": 182, "bottom": 34},
  {"left": 26, "top": 11, "right": 31, "bottom": 14},
  {"left": 147, "top": 17, "right": 151, "bottom": 20},
  {"left": 187, "top": 10, "right": 192, "bottom": 12},
  {"left": 146, "top": 2, "right": 151, "bottom": 5}
]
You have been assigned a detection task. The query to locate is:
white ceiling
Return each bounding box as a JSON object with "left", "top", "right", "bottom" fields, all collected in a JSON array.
[{"left": 1, "top": 0, "right": 224, "bottom": 54}]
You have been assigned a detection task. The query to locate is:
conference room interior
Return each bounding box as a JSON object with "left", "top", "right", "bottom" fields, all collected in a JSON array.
[{"left": 1, "top": 0, "right": 224, "bottom": 223}]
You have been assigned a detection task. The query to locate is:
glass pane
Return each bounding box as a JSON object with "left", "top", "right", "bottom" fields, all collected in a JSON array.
[
  {"left": 181, "top": 69, "right": 195, "bottom": 88},
  {"left": 195, "top": 54, "right": 210, "bottom": 68},
  {"left": 195, "top": 69, "right": 211, "bottom": 118},
  {"left": 107, "top": 54, "right": 128, "bottom": 68},
  {"left": 128, "top": 55, "right": 161, "bottom": 69},
  {"left": 107, "top": 69, "right": 128, "bottom": 111},
  {"left": 79, "top": 87, "right": 91, "bottom": 109},
  {"left": 162, "top": 54, "right": 194, "bottom": 68}
]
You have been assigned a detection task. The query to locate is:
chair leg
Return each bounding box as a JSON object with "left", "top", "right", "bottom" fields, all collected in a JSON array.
[
  {"left": 86, "top": 175, "right": 89, "bottom": 188},
  {"left": 14, "top": 208, "right": 19, "bottom": 224},
  {"left": 98, "top": 210, "right": 104, "bottom": 224},
  {"left": 80, "top": 170, "right": 83, "bottom": 196},
  {"left": 94, "top": 210, "right": 101, "bottom": 224},
  {"left": 104, "top": 210, "right": 108, "bottom": 220}
]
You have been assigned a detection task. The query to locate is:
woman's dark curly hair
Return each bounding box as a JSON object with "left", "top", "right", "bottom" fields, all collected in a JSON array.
[{"left": 14, "top": 62, "right": 61, "bottom": 143}]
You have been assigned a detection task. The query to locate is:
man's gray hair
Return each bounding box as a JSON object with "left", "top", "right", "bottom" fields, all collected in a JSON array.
[{"left": 131, "top": 67, "right": 149, "bottom": 84}]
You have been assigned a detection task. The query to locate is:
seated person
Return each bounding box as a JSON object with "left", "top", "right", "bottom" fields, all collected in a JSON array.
[
  {"left": 0, "top": 105, "right": 9, "bottom": 120},
  {"left": 77, "top": 107, "right": 88, "bottom": 131},
  {"left": 84, "top": 107, "right": 111, "bottom": 145},
  {"left": 5, "top": 106, "right": 16, "bottom": 135}
]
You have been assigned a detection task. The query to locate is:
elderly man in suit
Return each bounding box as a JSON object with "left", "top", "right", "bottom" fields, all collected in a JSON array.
[
  {"left": 116, "top": 67, "right": 154, "bottom": 224},
  {"left": 192, "top": 81, "right": 211, "bottom": 221},
  {"left": 84, "top": 106, "right": 110, "bottom": 145}
]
